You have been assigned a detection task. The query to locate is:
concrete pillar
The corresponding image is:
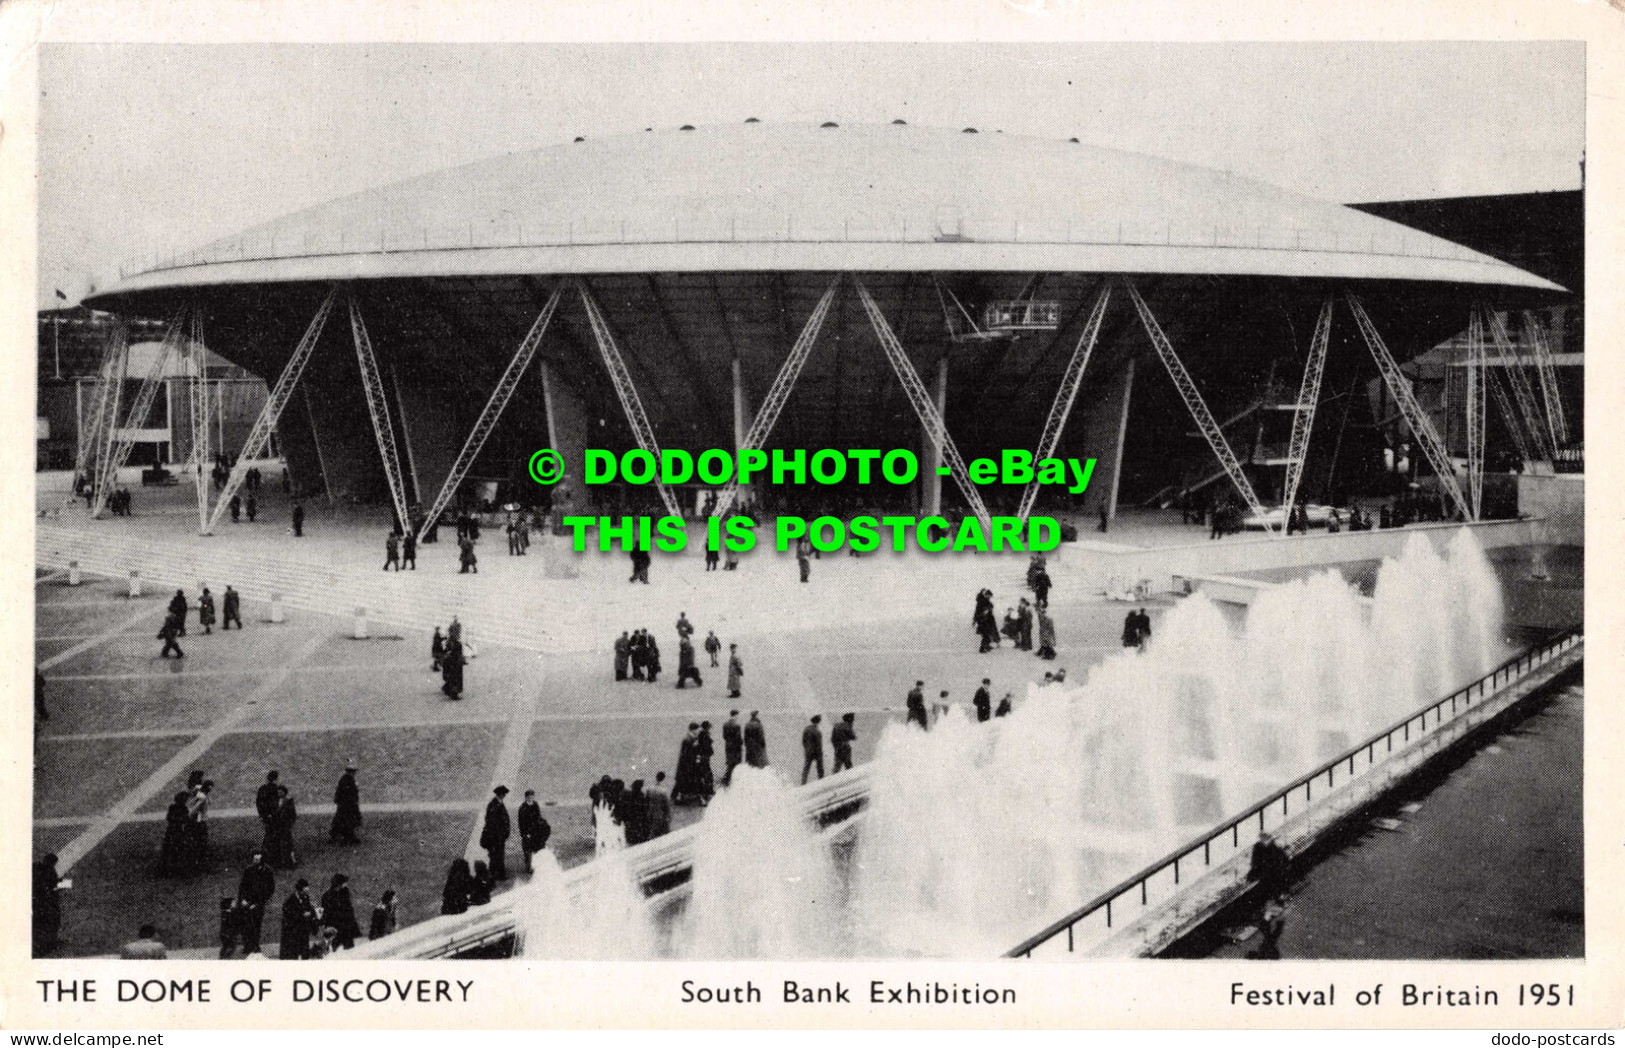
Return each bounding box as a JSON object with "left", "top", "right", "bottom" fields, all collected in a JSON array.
[
  {"left": 352, "top": 606, "right": 370, "bottom": 640},
  {"left": 269, "top": 592, "right": 285, "bottom": 623},
  {"left": 920, "top": 354, "right": 949, "bottom": 516},
  {"left": 67, "top": 561, "right": 81, "bottom": 586},
  {"left": 128, "top": 570, "right": 141, "bottom": 598}
]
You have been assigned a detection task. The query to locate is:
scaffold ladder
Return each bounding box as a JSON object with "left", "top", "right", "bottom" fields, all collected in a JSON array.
[
  {"left": 1124, "top": 282, "right": 1274, "bottom": 533},
  {"left": 93, "top": 310, "right": 186, "bottom": 518},
  {"left": 1465, "top": 307, "right": 1486, "bottom": 521},
  {"left": 348, "top": 296, "right": 414, "bottom": 531},
  {"left": 1522, "top": 310, "right": 1568, "bottom": 449},
  {"left": 854, "top": 277, "right": 993, "bottom": 531},
  {"left": 712, "top": 277, "right": 840, "bottom": 519},
  {"left": 1484, "top": 308, "right": 1553, "bottom": 464},
  {"left": 577, "top": 281, "right": 684, "bottom": 519},
  {"left": 1280, "top": 296, "right": 1335, "bottom": 523},
  {"left": 187, "top": 309, "right": 213, "bottom": 533},
  {"left": 416, "top": 284, "right": 565, "bottom": 542},
  {"left": 1015, "top": 283, "right": 1112, "bottom": 523},
  {"left": 205, "top": 287, "right": 338, "bottom": 534},
  {"left": 1345, "top": 293, "right": 1471, "bottom": 521}
]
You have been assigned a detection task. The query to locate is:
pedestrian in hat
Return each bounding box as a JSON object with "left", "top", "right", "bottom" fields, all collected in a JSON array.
[{"left": 480, "top": 786, "right": 512, "bottom": 880}]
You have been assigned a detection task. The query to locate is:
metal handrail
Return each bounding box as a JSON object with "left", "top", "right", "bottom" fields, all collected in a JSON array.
[{"left": 1005, "top": 626, "right": 1583, "bottom": 958}]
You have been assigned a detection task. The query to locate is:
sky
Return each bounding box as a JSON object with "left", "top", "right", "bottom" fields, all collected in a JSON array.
[{"left": 37, "top": 42, "right": 1585, "bottom": 307}]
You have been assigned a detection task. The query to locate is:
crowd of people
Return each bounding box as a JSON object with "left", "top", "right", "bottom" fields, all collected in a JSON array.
[{"left": 974, "top": 568, "right": 1058, "bottom": 661}]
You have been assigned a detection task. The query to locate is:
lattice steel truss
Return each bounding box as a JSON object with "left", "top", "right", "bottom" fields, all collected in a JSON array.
[
  {"left": 1345, "top": 293, "right": 1471, "bottom": 521},
  {"left": 712, "top": 277, "right": 840, "bottom": 519},
  {"left": 1279, "top": 296, "right": 1335, "bottom": 523},
  {"left": 1484, "top": 308, "right": 1553, "bottom": 464},
  {"left": 854, "top": 278, "right": 993, "bottom": 531},
  {"left": 577, "top": 281, "right": 685, "bottom": 518},
  {"left": 1465, "top": 307, "right": 1486, "bottom": 521},
  {"left": 205, "top": 287, "right": 338, "bottom": 533},
  {"left": 93, "top": 310, "right": 186, "bottom": 518},
  {"left": 73, "top": 318, "right": 129, "bottom": 494},
  {"left": 416, "top": 285, "right": 565, "bottom": 541},
  {"left": 348, "top": 296, "right": 414, "bottom": 531},
  {"left": 1522, "top": 310, "right": 1568, "bottom": 450},
  {"left": 1125, "top": 282, "right": 1274, "bottom": 533},
  {"left": 187, "top": 309, "right": 213, "bottom": 532},
  {"left": 1015, "top": 283, "right": 1112, "bottom": 523},
  {"left": 1487, "top": 363, "right": 1532, "bottom": 466}
]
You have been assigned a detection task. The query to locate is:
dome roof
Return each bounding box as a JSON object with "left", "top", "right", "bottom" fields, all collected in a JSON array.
[{"left": 101, "top": 122, "right": 1562, "bottom": 295}]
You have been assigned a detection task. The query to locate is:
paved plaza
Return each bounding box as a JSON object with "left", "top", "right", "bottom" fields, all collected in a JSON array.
[{"left": 34, "top": 477, "right": 1162, "bottom": 956}]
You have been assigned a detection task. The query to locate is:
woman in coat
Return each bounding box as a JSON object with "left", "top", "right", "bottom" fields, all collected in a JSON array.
[
  {"left": 197, "top": 589, "right": 216, "bottom": 634},
  {"left": 319, "top": 874, "right": 361, "bottom": 951}
]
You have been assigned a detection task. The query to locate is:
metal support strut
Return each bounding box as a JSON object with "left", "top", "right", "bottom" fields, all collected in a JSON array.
[
  {"left": 205, "top": 287, "right": 339, "bottom": 533},
  {"left": 577, "top": 281, "right": 685, "bottom": 519},
  {"left": 187, "top": 309, "right": 212, "bottom": 533},
  {"left": 854, "top": 277, "right": 993, "bottom": 530},
  {"left": 416, "top": 285, "right": 565, "bottom": 541},
  {"left": 69, "top": 318, "right": 129, "bottom": 509},
  {"left": 1523, "top": 310, "right": 1568, "bottom": 449},
  {"left": 1345, "top": 293, "right": 1472, "bottom": 521},
  {"left": 93, "top": 310, "right": 187, "bottom": 518},
  {"left": 1484, "top": 308, "right": 1553, "bottom": 464},
  {"left": 1280, "top": 297, "right": 1335, "bottom": 523},
  {"left": 1464, "top": 307, "right": 1486, "bottom": 521},
  {"left": 1015, "top": 283, "right": 1112, "bottom": 524},
  {"left": 1124, "top": 282, "right": 1274, "bottom": 533},
  {"left": 348, "top": 295, "right": 414, "bottom": 531},
  {"left": 712, "top": 276, "right": 840, "bottom": 520}
]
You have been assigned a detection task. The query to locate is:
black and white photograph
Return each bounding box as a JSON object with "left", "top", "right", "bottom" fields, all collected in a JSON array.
[{"left": 22, "top": 34, "right": 1590, "bottom": 989}]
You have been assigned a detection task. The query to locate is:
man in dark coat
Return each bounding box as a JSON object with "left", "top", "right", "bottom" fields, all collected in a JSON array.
[
  {"left": 383, "top": 532, "right": 400, "bottom": 571},
  {"left": 267, "top": 786, "right": 298, "bottom": 869},
  {"left": 644, "top": 634, "right": 662, "bottom": 683},
  {"left": 613, "top": 631, "right": 630, "bottom": 681},
  {"left": 622, "top": 780, "right": 650, "bottom": 845},
  {"left": 695, "top": 722, "right": 716, "bottom": 801},
  {"left": 158, "top": 791, "right": 190, "bottom": 876},
  {"left": 1032, "top": 568, "right": 1052, "bottom": 609},
  {"left": 743, "top": 711, "right": 768, "bottom": 769},
  {"left": 157, "top": 612, "right": 184, "bottom": 659},
  {"left": 1016, "top": 598, "right": 1034, "bottom": 651},
  {"left": 480, "top": 785, "right": 511, "bottom": 879},
  {"left": 1122, "top": 610, "right": 1139, "bottom": 648},
  {"left": 831, "top": 713, "right": 857, "bottom": 773},
  {"left": 1134, "top": 608, "right": 1153, "bottom": 649},
  {"left": 401, "top": 530, "right": 417, "bottom": 570},
  {"left": 973, "top": 679, "right": 993, "bottom": 722},
  {"left": 290, "top": 502, "right": 303, "bottom": 536},
  {"left": 801, "top": 715, "right": 825, "bottom": 784},
  {"left": 246, "top": 493, "right": 257, "bottom": 522},
  {"left": 676, "top": 635, "right": 702, "bottom": 688},
  {"left": 279, "top": 879, "right": 318, "bottom": 959},
  {"left": 704, "top": 630, "right": 722, "bottom": 668},
  {"left": 236, "top": 852, "right": 276, "bottom": 955},
  {"left": 441, "top": 637, "right": 465, "bottom": 699},
  {"left": 254, "top": 771, "right": 280, "bottom": 833},
  {"left": 168, "top": 589, "right": 189, "bottom": 635},
  {"left": 320, "top": 874, "right": 361, "bottom": 951},
  {"left": 229, "top": 494, "right": 241, "bottom": 523},
  {"left": 721, "top": 710, "right": 744, "bottom": 786},
  {"left": 517, "top": 789, "right": 550, "bottom": 873},
  {"left": 222, "top": 585, "right": 242, "bottom": 630},
  {"left": 672, "top": 724, "right": 700, "bottom": 804},
  {"left": 906, "top": 681, "right": 928, "bottom": 730},
  {"left": 628, "top": 630, "right": 647, "bottom": 681},
  {"left": 329, "top": 764, "right": 361, "bottom": 844}
]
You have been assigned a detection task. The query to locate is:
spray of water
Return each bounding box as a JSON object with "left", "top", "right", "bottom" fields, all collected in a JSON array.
[{"left": 517, "top": 528, "right": 1505, "bottom": 959}]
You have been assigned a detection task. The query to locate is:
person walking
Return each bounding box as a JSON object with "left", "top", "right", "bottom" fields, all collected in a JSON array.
[
  {"left": 197, "top": 588, "right": 216, "bottom": 634},
  {"left": 613, "top": 631, "right": 630, "bottom": 681},
  {"left": 796, "top": 536, "right": 812, "bottom": 583},
  {"left": 743, "top": 710, "right": 768, "bottom": 769},
  {"left": 267, "top": 785, "right": 299, "bottom": 869},
  {"left": 800, "top": 715, "right": 825, "bottom": 784},
  {"left": 727, "top": 644, "right": 743, "bottom": 698},
  {"left": 254, "top": 771, "right": 280, "bottom": 834},
  {"left": 676, "top": 635, "right": 702, "bottom": 688},
  {"left": 441, "top": 637, "right": 465, "bottom": 699},
  {"left": 431, "top": 627, "right": 445, "bottom": 672},
  {"left": 646, "top": 772, "right": 673, "bottom": 838},
  {"left": 229, "top": 494, "right": 241, "bottom": 523},
  {"left": 401, "top": 530, "right": 417, "bottom": 570},
  {"left": 157, "top": 612, "right": 184, "bottom": 659},
  {"left": 246, "top": 494, "right": 258, "bottom": 523},
  {"left": 695, "top": 721, "right": 716, "bottom": 802},
  {"left": 278, "top": 879, "right": 318, "bottom": 959},
  {"left": 1032, "top": 566, "right": 1051, "bottom": 609},
  {"left": 222, "top": 585, "right": 242, "bottom": 630},
  {"left": 319, "top": 874, "right": 361, "bottom": 951},
  {"left": 329, "top": 763, "right": 362, "bottom": 845},
  {"left": 383, "top": 532, "right": 400, "bottom": 571},
  {"left": 831, "top": 713, "right": 857, "bottom": 773},
  {"left": 157, "top": 791, "right": 191, "bottom": 876},
  {"left": 290, "top": 501, "right": 303, "bottom": 536},
  {"left": 675, "top": 611, "right": 694, "bottom": 641},
  {"left": 517, "top": 789, "right": 550, "bottom": 873},
  {"left": 480, "top": 786, "right": 512, "bottom": 880},
  {"left": 458, "top": 536, "right": 478, "bottom": 574},
  {"left": 1036, "top": 604, "right": 1057, "bottom": 660},
  {"left": 168, "top": 589, "right": 189, "bottom": 635},
  {"left": 236, "top": 851, "right": 275, "bottom": 955},
  {"left": 721, "top": 710, "right": 743, "bottom": 786},
  {"left": 187, "top": 780, "right": 214, "bottom": 872},
  {"left": 704, "top": 630, "right": 721, "bottom": 668}
]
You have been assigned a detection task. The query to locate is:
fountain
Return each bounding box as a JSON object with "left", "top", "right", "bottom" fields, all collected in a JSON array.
[{"left": 514, "top": 528, "right": 1506, "bottom": 959}]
